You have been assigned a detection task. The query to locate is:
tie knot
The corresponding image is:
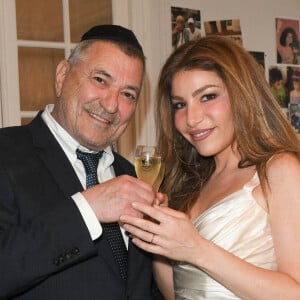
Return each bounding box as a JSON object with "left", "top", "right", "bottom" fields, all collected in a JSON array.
[
  {"left": 76, "top": 149, "right": 103, "bottom": 169},
  {"left": 76, "top": 149, "right": 103, "bottom": 186}
]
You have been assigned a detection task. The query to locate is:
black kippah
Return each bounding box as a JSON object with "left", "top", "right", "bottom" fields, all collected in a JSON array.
[{"left": 80, "top": 24, "right": 143, "bottom": 54}]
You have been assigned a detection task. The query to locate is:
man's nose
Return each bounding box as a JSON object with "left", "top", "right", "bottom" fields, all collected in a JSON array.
[{"left": 100, "top": 87, "right": 119, "bottom": 114}]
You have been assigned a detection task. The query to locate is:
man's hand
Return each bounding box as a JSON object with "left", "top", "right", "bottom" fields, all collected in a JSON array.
[{"left": 82, "top": 175, "right": 155, "bottom": 222}]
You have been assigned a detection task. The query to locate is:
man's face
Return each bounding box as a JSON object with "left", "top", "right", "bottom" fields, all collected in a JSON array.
[
  {"left": 188, "top": 23, "right": 195, "bottom": 32},
  {"left": 52, "top": 41, "right": 144, "bottom": 151},
  {"left": 176, "top": 19, "right": 185, "bottom": 31}
]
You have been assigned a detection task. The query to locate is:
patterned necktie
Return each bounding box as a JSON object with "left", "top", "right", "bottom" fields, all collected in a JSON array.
[{"left": 76, "top": 149, "right": 128, "bottom": 281}]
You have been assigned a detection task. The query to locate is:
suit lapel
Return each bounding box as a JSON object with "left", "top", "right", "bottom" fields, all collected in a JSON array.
[{"left": 28, "top": 113, "right": 83, "bottom": 197}]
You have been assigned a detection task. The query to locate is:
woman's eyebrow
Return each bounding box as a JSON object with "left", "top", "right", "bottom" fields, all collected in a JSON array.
[
  {"left": 192, "top": 84, "right": 219, "bottom": 97},
  {"left": 170, "top": 84, "right": 221, "bottom": 101}
]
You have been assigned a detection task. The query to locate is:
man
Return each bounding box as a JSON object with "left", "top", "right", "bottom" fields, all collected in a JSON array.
[
  {"left": 187, "top": 17, "right": 201, "bottom": 41},
  {"left": 0, "top": 25, "right": 162, "bottom": 299},
  {"left": 172, "top": 15, "right": 189, "bottom": 50}
]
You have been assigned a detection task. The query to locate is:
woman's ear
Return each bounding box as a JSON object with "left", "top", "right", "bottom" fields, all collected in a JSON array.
[{"left": 55, "top": 60, "right": 69, "bottom": 97}]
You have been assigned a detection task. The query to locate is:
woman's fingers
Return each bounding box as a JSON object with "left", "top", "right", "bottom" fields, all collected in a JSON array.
[
  {"left": 131, "top": 201, "right": 186, "bottom": 222},
  {"left": 123, "top": 220, "right": 159, "bottom": 241},
  {"left": 122, "top": 220, "right": 166, "bottom": 255}
]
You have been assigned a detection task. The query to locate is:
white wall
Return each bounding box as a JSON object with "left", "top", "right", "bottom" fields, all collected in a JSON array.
[
  {"left": 196, "top": 0, "right": 300, "bottom": 66},
  {"left": 114, "top": 0, "right": 300, "bottom": 160}
]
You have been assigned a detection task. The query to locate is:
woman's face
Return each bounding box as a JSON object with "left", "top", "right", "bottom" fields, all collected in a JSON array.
[
  {"left": 171, "top": 69, "right": 235, "bottom": 158},
  {"left": 286, "top": 32, "right": 294, "bottom": 45},
  {"left": 293, "top": 80, "right": 300, "bottom": 91}
]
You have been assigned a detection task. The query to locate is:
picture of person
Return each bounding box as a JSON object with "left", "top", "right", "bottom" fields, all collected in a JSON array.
[
  {"left": 276, "top": 18, "right": 300, "bottom": 65},
  {"left": 171, "top": 6, "right": 201, "bottom": 51},
  {"left": 269, "top": 67, "right": 288, "bottom": 108},
  {"left": 172, "top": 15, "right": 190, "bottom": 50},
  {"left": 290, "top": 69, "right": 300, "bottom": 104},
  {"left": 187, "top": 17, "right": 201, "bottom": 41}
]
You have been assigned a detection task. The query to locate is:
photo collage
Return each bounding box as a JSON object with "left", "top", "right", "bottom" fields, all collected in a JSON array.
[{"left": 171, "top": 8, "right": 300, "bottom": 133}]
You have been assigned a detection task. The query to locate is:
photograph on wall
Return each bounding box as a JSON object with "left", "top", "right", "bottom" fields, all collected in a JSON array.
[
  {"left": 204, "top": 19, "right": 243, "bottom": 47},
  {"left": 288, "top": 67, "right": 300, "bottom": 104},
  {"left": 249, "top": 51, "right": 265, "bottom": 71},
  {"left": 276, "top": 18, "right": 300, "bottom": 65},
  {"left": 269, "top": 65, "right": 300, "bottom": 131},
  {"left": 269, "top": 65, "right": 289, "bottom": 109},
  {"left": 171, "top": 6, "right": 201, "bottom": 50},
  {"left": 289, "top": 103, "right": 300, "bottom": 133}
]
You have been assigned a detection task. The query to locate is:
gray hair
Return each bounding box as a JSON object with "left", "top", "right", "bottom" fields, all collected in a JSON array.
[{"left": 67, "top": 39, "right": 145, "bottom": 69}]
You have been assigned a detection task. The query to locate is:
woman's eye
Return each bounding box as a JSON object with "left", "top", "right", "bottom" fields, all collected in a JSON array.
[
  {"left": 172, "top": 102, "right": 185, "bottom": 110},
  {"left": 202, "top": 93, "right": 217, "bottom": 102}
]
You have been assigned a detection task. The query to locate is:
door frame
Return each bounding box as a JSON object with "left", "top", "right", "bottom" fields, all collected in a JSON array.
[{"left": 0, "top": 0, "right": 20, "bottom": 126}]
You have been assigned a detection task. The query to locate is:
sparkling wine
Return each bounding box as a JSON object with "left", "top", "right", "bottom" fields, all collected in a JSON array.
[
  {"left": 135, "top": 156, "right": 161, "bottom": 185},
  {"left": 153, "top": 162, "right": 165, "bottom": 192}
]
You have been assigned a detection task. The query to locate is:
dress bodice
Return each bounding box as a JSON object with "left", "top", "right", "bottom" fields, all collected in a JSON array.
[{"left": 173, "top": 173, "right": 277, "bottom": 299}]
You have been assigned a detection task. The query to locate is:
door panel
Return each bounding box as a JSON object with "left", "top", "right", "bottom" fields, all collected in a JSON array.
[
  {"left": 18, "top": 47, "right": 64, "bottom": 111},
  {"left": 16, "top": 0, "right": 63, "bottom": 42},
  {"left": 69, "top": 0, "right": 112, "bottom": 43}
]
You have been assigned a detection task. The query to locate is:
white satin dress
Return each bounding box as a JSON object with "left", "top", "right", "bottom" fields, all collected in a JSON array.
[{"left": 173, "top": 173, "right": 277, "bottom": 299}]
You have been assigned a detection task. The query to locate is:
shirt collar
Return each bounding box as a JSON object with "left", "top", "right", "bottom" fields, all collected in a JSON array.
[{"left": 41, "top": 104, "right": 114, "bottom": 167}]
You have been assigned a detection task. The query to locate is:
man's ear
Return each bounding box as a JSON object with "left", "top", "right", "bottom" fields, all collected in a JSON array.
[{"left": 55, "top": 60, "right": 69, "bottom": 97}]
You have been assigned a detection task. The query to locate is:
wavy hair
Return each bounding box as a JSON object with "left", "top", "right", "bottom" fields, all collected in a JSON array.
[
  {"left": 156, "top": 35, "right": 300, "bottom": 212},
  {"left": 279, "top": 27, "right": 298, "bottom": 46}
]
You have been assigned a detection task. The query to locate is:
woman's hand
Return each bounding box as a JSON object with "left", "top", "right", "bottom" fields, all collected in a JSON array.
[
  {"left": 120, "top": 202, "right": 204, "bottom": 264},
  {"left": 154, "top": 192, "right": 168, "bottom": 206}
]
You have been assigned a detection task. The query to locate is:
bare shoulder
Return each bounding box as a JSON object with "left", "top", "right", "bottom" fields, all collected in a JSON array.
[
  {"left": 265, "top": 152, "right": 300, "bottom": 204},
  {"left": 266, "top": 152, "right": 300, "bottom": 178}
]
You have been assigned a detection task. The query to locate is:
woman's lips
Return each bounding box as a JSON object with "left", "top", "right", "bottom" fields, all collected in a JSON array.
[{"left": 190, "top": 128, "right": 213, "bottom": 141}]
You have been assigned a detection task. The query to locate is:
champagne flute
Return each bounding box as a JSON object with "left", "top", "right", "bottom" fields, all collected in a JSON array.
[
  {"left": 153, "top": 162, "right": 165, "bottom": 192},
  {"left": 134, "top": 145, "right": 162, "bottom": 189}
]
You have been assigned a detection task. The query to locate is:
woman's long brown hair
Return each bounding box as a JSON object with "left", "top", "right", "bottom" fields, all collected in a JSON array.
[{"left": 156, "top": 35, "right": 300, "bottom": 212}]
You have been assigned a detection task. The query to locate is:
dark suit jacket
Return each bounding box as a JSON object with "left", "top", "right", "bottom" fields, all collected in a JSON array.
[{"left": 0, "top": 113, "right": 162, "bottom": 299}]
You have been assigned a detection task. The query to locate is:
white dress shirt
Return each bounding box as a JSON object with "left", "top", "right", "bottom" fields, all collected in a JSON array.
[{"left": 41, "top": 104, "right": 128, "bottom": 247}]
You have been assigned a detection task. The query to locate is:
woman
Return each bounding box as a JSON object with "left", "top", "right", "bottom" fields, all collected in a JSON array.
[
  {"left": 290, "top": 70, "right": 300, "bottom": 104},
  {"left": 120, "top": 35, "right": 300, "bottom": 299},
  {"left": 277, "top": 26, "right": 298, "bottom": 64}
]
